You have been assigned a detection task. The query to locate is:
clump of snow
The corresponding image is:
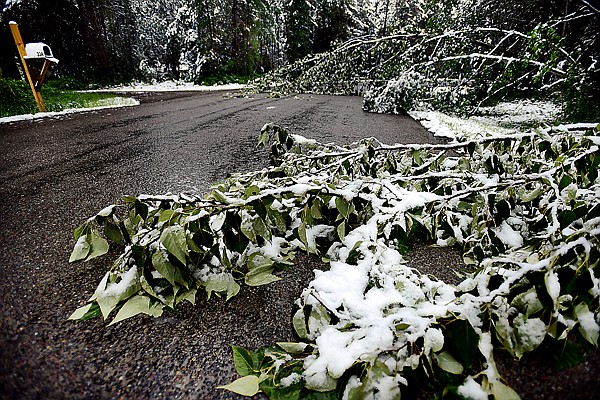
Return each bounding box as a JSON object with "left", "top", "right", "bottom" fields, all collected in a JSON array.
[
  {"left": 98, "top": 266, "right": 138, "bottom": 297},
  {"left": 494, "top": 221, "right": 524, "bottom": 249},
  {"left": 457, "top": 377, "right": 488, "bottom": 400},
  {"left": 280, "top": 372, "right": 302, "bottom": 388}
]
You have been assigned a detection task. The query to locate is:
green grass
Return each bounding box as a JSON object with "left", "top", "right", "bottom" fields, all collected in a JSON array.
[{"left": 0, "top": 77, "right": 136, "bottom": 118}]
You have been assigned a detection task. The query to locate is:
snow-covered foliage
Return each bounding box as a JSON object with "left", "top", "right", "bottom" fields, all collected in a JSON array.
[
  {"left": 252, "top": 1, "right": 599, "bottom": 120},
  {"left": 2, "top": 0, "right": 22, "bottom": 12},
  {"left": 70, "top": 121, "right": 600, "bottom": 398},
  {"left": 255, "top": 24, "right": 579, "bottom": 114}
]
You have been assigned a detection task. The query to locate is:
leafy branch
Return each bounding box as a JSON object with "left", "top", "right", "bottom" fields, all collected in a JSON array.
[{"left": 69, "top": 122, "right": 599, "bottom": 398}]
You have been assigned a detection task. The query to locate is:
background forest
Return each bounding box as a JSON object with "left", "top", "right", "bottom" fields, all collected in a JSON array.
[{"left": 1, "top": 1, "right": 598, "bottom": 93}]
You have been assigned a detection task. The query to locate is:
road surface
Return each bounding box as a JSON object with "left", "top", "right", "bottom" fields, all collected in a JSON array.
[{"left": 0, "top": 91, "right": 443, "bottom": 399}]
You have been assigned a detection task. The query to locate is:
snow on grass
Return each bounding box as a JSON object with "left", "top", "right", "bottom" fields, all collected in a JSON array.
[
  {"left": 86, "top": 80, "right": 246, "bottom": 93},
  {"left": 0, "top": 81, "right": 245, "bottom": 124},
  {"left": 0, "top": 97, "right": 140, "bottom": 124}
]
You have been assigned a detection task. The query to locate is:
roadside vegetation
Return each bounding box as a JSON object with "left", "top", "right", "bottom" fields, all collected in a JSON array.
[{"left": 0, "top": 77, "right": 136, "bottom": 118}]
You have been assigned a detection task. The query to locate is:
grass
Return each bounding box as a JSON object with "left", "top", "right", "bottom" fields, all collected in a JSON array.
[{"left": 0, "top": 77, "right": 137, "bottom": 118}]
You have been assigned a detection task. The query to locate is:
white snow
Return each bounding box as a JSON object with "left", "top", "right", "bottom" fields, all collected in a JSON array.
[
  {"left": 493, "top": 221, "right": 524, "bottom": 249},
  {"left": 100, "top": 266, "right": 138, "bottom": 297},
  {"left": 545, "top": 271, "right": 561, "bottom": 303},
  {"left": 0, "top": 97, "right": 140, "bottom": 124},
  {"left": 457, "top": 377, "right": 488, "bottom": 400},
  {"left": 280, "top": 372, "right": 302, "bottom": 387},
  {"left": 86, "top": 80, "right": 246, "bottom": 93},
  {"left": 410, "top": 100, "right": 563, "bottom": 141}
]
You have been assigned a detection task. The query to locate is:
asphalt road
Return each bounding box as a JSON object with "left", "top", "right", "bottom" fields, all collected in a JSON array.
[{"left": 0, "top": 91, "right": 442, "bottom": 399}]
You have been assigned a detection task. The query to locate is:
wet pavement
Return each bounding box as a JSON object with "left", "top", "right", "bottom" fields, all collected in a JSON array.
[{"left": 0, "top": 91, "right": 441, "bottom": 399}]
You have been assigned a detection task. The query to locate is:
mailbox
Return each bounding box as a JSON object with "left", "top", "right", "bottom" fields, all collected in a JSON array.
[
  {"left": 23, "top": 42, "right": 59, "bottom": 64},
  {"left": 9, "top": 20, "right": 59, "bottom": 112}
]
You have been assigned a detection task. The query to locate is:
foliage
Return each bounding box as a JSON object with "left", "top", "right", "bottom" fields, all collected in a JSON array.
[
  {"left": 251, "top": 2, "right": 600, "bottom": 119},
  {"left": 41, "top": 88, "right": 136, "bottom": 114},
  {"left": 0, "top": 77, "right": 36, "bottom": 117},
  {"left": 253, "top": 23, "right": 584, "bottom": 115},
  {"left": 0, "top": 77, "right": 136, "bottom": 117},
  {"left": 70, "top": 122, "right": 600, "bottom": 398}
]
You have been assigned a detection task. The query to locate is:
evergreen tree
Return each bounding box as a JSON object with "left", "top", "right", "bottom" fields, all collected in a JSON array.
[
  {"left": 284, "top": 0, "right": 313, "bottom": 63},
  {"left": 313, "top": 0, "right": 352, "bottom": 53}
]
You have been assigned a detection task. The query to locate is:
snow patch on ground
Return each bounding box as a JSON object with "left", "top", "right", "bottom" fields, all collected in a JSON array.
[
  {"left": 0, "top": 97, "right": 140, "bottom": 124},
  {"left": 86, "top": 80, "right": 247, "bottom": 93},
  {"left": 1, "top": 81, "right": 245, "bottom": 124},
  {"left": 410, "top": 100, "right": 562, "bottom": 141}
]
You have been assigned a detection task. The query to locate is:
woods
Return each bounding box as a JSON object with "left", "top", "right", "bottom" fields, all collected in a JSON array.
[
  {"left": 1, "top": 2, "right": 595, "bottom": 89},
  {"left": 1, "top": 0, "right": 362, "bottom": 82},
  {"left": 3, "top": 0, "right": 597, "bottom": 120}
]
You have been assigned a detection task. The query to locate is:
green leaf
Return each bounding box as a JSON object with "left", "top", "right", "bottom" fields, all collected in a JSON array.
[
  {"left": 520, "top": 187, "right": 544, "bottom": 203},
  {"left": 212, "top": 190, "right": 231, "bottom": 204},
  {"left": 104, "top": 223, "right": 124, "bottom": 243},
  {"left": 558, "top": 210, "right": 577, "bottom": 229},
  {"left": 558, "top": 174, "right": 572, "bottom": 190},
  {"left": 218, "top": 375, "right": 260, "bottom": 397},
  {"left": 69, "top": 235, "right": 90, "bottom": 263},
  {"left": 240, "top": 218, "right": 257, "bottom": 243},
  {"left": 231, "top": 345, "right": 257, "bottom": 376},
  {"left": 86, "top": 232, "right": 109, "bottom": 261},
  {"left": 177, "top": 288, "right": 197, "bottom": 306},
  {"left": 269, "top": 208, "right": 287, "bottom": 232},
  {"left": 311, "top": 200, "right": 323, "bottom": 219},
  {"left": 68, "top": 303, "right": 94, "bottom": 320},
  {"left": 109, "top": 295, "right": 163, "bottom": 326},
  {"left": 575, "top": 303, "right": 599, "bottom": 346},
  {"left": 96, "top": 294, "right": 122, "bottom": 320},
  {"left": 337, "top": 222, "right": 346, "bottom": 241},
  {"left": 445, "top": 319, "right": 479, "bottom": 369},
  {"left": 276, "top": 342, "right": 309, "bottom": 354},
  {"left": 298, "top": 222, "right": 309, "bottom": 250},
  {"left": 258, "top": 128, "right": 270, "bottom": 148},
  {"left": 245, "top": 271, "right": 281, "bottom": 286},
  {"left": 160, "top": 225, "right": 188, "bottom": 266},
  {"left": 254, "top": 216, "right": 272, "bottom": 241},
  {"left": 411, "top": 149, "right": 424, "bottom": 165},
  {"left": 335, "top": 196, "right": 350, "bottom": 220},
  {"left": 491, "top": 381, "right": 521, "bottom": 400},
  {"left": 158, "top": 209, "right": 180, "bottom": 226},
  {"left": 434, "top": 351, "right": 464, "bottom": 375},
  {"left": 134, "top": 199, "right": 149, "bottom": 220},
  {"left": 74, "top": 223, "right": 91, "bottom": 241},
  {"left": 293, "top": 308, "right": 309, "bottom": 340},
  {"left": 152, "top": 251, "right": 181, "bottom": 288},
  {"left": 261, "top": 384, "right": 302, "bottom": 400},
  {"left": 205, "top": 273, "right": 240, "bottom": 301},
  {"left": 245, "top": 185, "right": 261, "bottom": 197}
]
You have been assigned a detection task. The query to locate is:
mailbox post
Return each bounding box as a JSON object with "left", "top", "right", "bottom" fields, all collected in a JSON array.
[{"left": 9, "top": 21, "right": 59, "bottom": 112}]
